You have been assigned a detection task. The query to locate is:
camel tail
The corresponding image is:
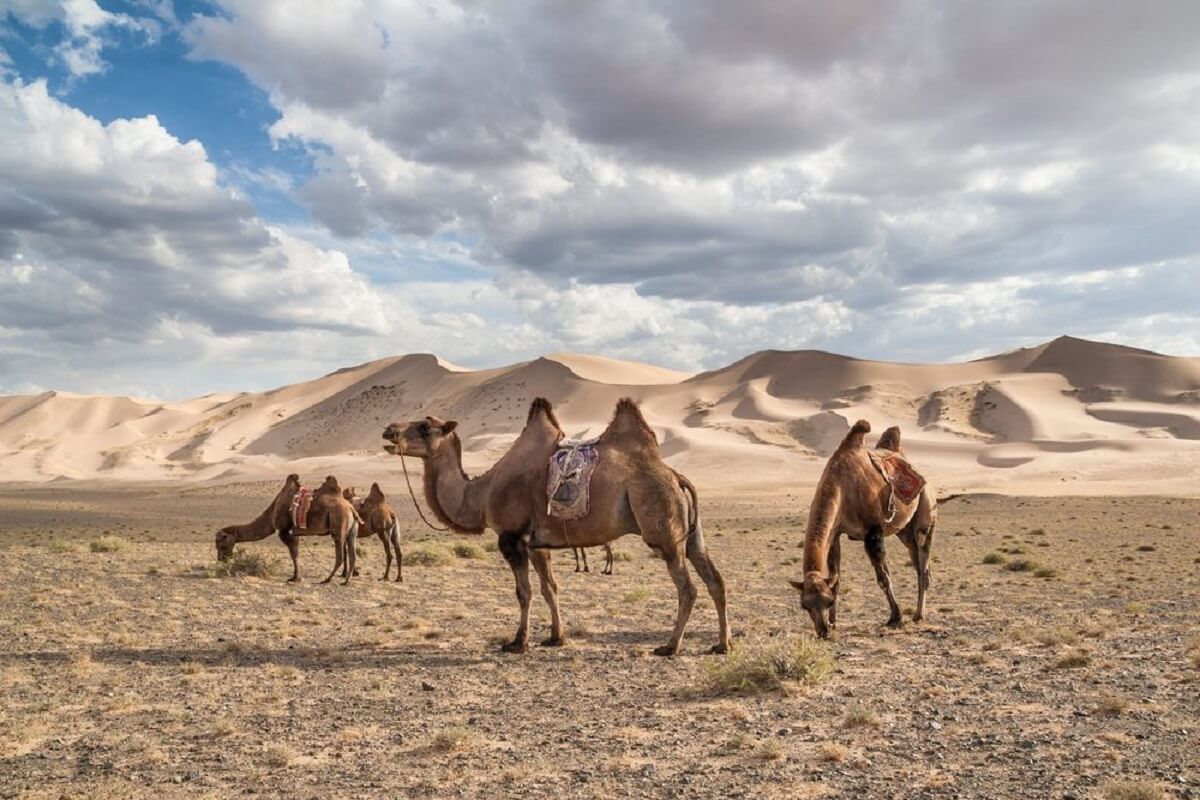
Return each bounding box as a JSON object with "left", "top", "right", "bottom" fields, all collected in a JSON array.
[
  {"left": 676, "top": 472, "right": 706, "bottom": 556},
  {"left": 389, "top": 517, "right": 401, "bottom": 550}
]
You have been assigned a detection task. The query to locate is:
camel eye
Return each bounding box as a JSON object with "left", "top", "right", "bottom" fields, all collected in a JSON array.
[{"left": 417, "top": 422, "right": 430, "bottom": 437}]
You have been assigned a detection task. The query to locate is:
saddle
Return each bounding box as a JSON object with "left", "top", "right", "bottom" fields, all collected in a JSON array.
[
  {"left": 546, "top": 437, "right": 601, "bottom": 520},
  {"left": 868, "top": 449, "right": 926, "bottom": 521},
  {"left": 291, "top": 487, "right": 313, "bottom": 530}
]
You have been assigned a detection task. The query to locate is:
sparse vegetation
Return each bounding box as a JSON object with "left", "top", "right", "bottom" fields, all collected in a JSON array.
[
  {"left": 754, "top": 738, "right": 784, "bottom": 761},
  {"left": 430, "top": 727, "right": 477, "bottom": 753},
  {"left": 89, "top": 535, "right": 129, "bottom": 553},
  {"left": 843, "top": 707, "right": 881, "bottom": 729},
  {"left": 982, "top": 552, "right": 1006, "bottom": 565},
  {"left": 451, "top": 541, "right": 485, "bottom": 559},
  {"left": 209, "top": 548, "right": 276, "bottom": 578},
  {"left": 1033, "top": 566, "right": 1058, "bottom": 579},
  {"left": 817, "top": 743, "right": 848, "bottom": 763},
  {"left": 405, "top": 544, "right": 453, "bottom": 566},
  {"left": 1096, "top": 693, "right": 1130, "bottom": 716},
  {"left": 1052, "top": 649, "right": 1091, "bottom": 669},
  {"left": 1101, "top": 780, "right": 1165, "bottom": 800},
  {"left": 1005, "top": 558, "right": 1039, "bottom": 573},
  {"left": 611, "top": 550, "right": 634, "bottom": 562},
  {"left": 700, "top": 636, "right": 833, "bottom": 695}
]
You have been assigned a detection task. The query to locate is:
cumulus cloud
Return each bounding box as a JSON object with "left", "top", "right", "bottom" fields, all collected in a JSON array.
[{"left": 1, "top": 0, "right": 162, "bottom": 76}]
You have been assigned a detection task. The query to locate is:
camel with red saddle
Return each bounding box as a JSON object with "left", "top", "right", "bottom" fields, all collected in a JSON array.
[
  {"left": 382, "top": 397, "right": 731, "bottom": 656},
  {"left": 791, "top": 421, "right": 937, "bottom": 638},
  {"left": 215, "top": 474, "right": 361, "bottom": 584}
]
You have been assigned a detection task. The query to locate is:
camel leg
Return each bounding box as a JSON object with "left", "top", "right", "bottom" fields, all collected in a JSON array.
[
  {"left": 322, "top": 533, "right": 344, "bottom": 584},
  {"left": 654, "top": 549, "right": 697, "bottom": 656},
  {"left": 864, "top": 526, "right": 902, "bottom": 629},
  {"left": 281, "top": 531, "right": 301, "bottom": 583},
  {"left": 377, "top": 529, "right": 392, "bottom": 580},
  {"left": 498, "top": 531, "right": 531, "bottom": 653},
  {"left": 391, "top": 522, "right": 403, "bottom": 583},
  {"left": 686, "top": 538, "right": 731, "bottom": 654},
  {"left": 531, "top": 549, "right": 565, "bottom": 647},
  {"left": 602, "top": 544, "right": 614, "bottom": 576},
  {"left": 915, "top": 523, "right": 935, "bottom": 622},
  {"left": 341, "top": 521, "right": 358, "bottom": 586},
  {"left": 826, "top": 534, "right": 842, "bottom": 630}
]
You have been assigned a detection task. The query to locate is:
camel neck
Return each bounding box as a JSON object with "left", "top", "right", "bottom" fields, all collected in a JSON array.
[
  {"left": 802, "top": 482, "right": 842, "bottom": 577},
  {"left": 423, "top": 436, "right": 487, "bottom": 534},
  {"left": 234, "top": 503, "right": 278, "bottom": 543}
]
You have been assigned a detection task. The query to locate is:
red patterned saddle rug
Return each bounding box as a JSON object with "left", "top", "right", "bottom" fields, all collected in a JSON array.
[
  {"left": 546, "top": 437, "right": 601, "bottom": 520},
  {"left": 291, "top": 487, "right": 313, "bottom": 530},
  {"left": 869, "top": 450, "right": 926, "bottom": 505}
]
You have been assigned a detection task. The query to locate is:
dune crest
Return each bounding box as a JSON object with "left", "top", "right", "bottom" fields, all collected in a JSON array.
[{"left": 2, "top": 337, "right": 1199, "bottom": 494}]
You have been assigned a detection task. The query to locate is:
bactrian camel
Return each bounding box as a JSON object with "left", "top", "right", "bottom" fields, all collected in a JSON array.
[
  {"left": 215, "top": 474, "right": 361, "bottom": 585},
  {"left": 791, "top": 421, "right": 937, "bottom": 638},
  {"left": 344, "top": 483, "right": 403, "bottom": 582},
  {"left": 382, "top": 397, "right": 731, "bottom": 656},
  {"left": 572, "top": 545, "right": 615, "bottom": 574}
]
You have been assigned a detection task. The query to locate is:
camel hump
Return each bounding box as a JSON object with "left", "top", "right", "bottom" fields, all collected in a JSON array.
[
  {"left": 837, "top": 419, "right": 871, "bottom": 451},
  {"left": 601, "top": 398, "right": 657, "bottom": 447},
  {"left": 367, "top": 482, "right": 385, "bottom": 501},
  {"left": 876, "top": 425, "right": 902, "bottom": 452},
  {"left": 527, "top": 397, "right": 561, "bottom": 429}
]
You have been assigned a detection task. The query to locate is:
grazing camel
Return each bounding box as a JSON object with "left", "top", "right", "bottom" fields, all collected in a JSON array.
[
  {"left": 344, "top": 484, "right": 403, "bottom": 582},
  {"left": 382, "top": 397, "right": 731, "bottom": 656},
  {"left": 790, "top": 421, "right": 937, "bottom": 638},
  {"left": 215, "top": 474, "right": 361, "bottom": 585},
  {"left": 572, "top": 545, "right": 615, "bottom": 574}
]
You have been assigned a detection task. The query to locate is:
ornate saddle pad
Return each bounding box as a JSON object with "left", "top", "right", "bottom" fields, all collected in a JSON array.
[
  {"left": 546, "top": 437, "right": 601, "bottom": 520},
  {"left": 291, "top": 487, "right": 313, "bottom": 530},
  {"left": 869, "top": 450, "right": 926, "bottom": 504}
]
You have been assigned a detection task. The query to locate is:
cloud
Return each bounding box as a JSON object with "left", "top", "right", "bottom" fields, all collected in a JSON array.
[{"left": 1, "top": 0, "right": 162, "bottom": 77}]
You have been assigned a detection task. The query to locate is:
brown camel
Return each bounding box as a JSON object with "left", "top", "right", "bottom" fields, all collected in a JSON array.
[
  {"left": 215, "top": 474, "right": 361, "bottom": 585},
  {"left": 344, "top": 484, "right": 403, "bottom": 582},
  {"left": 382, "top": 397, "right": 731, "bottom": 656},
  {"left": 790, "top": 421, "right": 937, "bottom": 638},
  {"left": 572, "top": 545, "right": 615, "bottom": 574}
]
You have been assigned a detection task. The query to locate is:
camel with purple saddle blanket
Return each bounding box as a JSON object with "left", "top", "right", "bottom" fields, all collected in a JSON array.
[{"left": 790, "top": 421, "right": 938, "bottom": 638}]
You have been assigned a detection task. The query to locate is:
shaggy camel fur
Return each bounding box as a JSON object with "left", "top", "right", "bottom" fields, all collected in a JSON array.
[
  {"left": 344, "top": 484, "right": 403, "bottom": 582},
  {"left": 790, "top": 421, "right": 937, "bottom": 638},
  {"left": 572, "top": 545, "right": 615, "bottom": 574},
  {"left": 382, "top": 397, "right": 731, "bottom": 656},
  {"left": 215, "top": 474, "right": 361, "bottom": 584}
]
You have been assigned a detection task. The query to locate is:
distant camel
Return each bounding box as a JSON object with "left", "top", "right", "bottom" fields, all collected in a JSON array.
[
  {"left": 791, "top": 421, "right": 937, "bottom": 638},
  {"left": 215, "top": 474, "right": 361, "bottom": 584},
  {"left": 572, "top": 545, "right": 615, "bottom": 574},
  {"left": 382, "top": 397, "right": 731, "bottom": 656},
  {"left": 344, "top": 483, "right": 403, "bottom": 582}
]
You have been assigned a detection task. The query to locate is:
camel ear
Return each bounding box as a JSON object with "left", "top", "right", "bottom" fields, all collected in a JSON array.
[
  {"left": 788, "top": 579, "right": 805, "bottom": 592},
  {"left": 442, "top": 420, "right": 458, "bottom": 434}
]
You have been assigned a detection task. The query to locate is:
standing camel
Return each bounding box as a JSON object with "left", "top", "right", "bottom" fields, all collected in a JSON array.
[
  {"left": 382, "top": 397, "right": 731, "bottom": 656},
  {"left": 572, "top": 545, "right": 615, "bottom": 574},
  {"left": 790, "top": 421, "right": 937, "bottom": 638},
  {"left": 215, "top": 474, "right": 361, "bottom": 585},
  {"left": 345, "top": 484, "right": 403, "bottom": 582}
]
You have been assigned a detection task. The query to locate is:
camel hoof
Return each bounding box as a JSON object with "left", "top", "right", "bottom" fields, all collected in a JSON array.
[
  {"left": 540, "top": 636, "right": 566, "bottom": 648},
  {"left": 709, "top": 642, "right": 731, "bottom": 655},
  {"left": 912, "top": 613, "right": 924, "bottom": 623},
  {"left": 287, "top": 577, "right": 301, "bottom": 584},
  {"left": 652, "top": 644, "right": 680, "bottom": 657},
  {"left": 886, "top": 617, "right": 903, "bottom": 630},
  {"left": 501, "top": 640, "right": 528, "bottom": 654}
]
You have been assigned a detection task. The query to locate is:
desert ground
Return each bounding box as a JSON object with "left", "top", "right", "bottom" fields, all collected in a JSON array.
[{"left": 1, "top": 481, "right": 1197, "bottom": 799}]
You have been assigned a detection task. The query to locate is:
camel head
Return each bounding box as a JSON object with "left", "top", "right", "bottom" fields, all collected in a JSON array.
[
  {"left": 215, "top": 525, "right": 238, "bottom": 561},
  {"left": 343, "top": 486, "right": 358, "bottom": 503},
  {"left": 318, "top": 475, "right": 340, "bottom": 494},
  {"left": 791, "top": 571, "right": 837, "bottom": 639},
  {"left": 382, "top": 416, "right": 458, "bottom": 459}
]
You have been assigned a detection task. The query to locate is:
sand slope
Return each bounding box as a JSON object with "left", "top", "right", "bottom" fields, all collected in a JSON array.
[{"left": 2, "top": 337, "right": 1199, "bottom": 494}]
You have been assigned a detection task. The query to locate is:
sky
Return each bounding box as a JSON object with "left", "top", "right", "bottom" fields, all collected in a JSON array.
[{"left": 1, "top": 1, "right": 1199, "bottom": 399}]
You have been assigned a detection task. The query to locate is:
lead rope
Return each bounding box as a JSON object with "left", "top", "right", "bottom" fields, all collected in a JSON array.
[{"left": 399, "top": 451, "right": 453, "bottom": 532}]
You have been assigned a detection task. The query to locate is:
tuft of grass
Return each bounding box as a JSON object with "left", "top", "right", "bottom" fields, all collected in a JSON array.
[
  {"left": 261, "top": 744, "right": 294, "bottom": 768},
  {"left": 817, "top": 743, "right": 848, "bottom": 763},
  {"left": 48, "top": 540, "right": 78, "bottom": 554},
  {"left": 611, "top": 550, "right": 634, "bottom": 562},
  {"left": 210, "top": 548, "right": 276, "bottom": 578},
  {"left": 1101, "top": 780, "right": 1165, "bottom": 800},
  {"left": 754, "top": 739, "right": 785, "bottom": 761},
  {"left": 90, "top": 535, "right": 129, "bottom": 553},
  {"left": 405, "top": 544, "right": 453, "bottom": 566},
  {"left": 1033, "top": 567, "right": 1058, "bottom": 579},
  {"left": 430, "top": 727, "right": 477, "bottom": 753},
  {"left": 1052, "top": 649, "right": 1091, "bottom": 669},
  {"left": 450, "top": 542, "right": 486, "bottom": 560},
  {"left": 483, "top": 539, "right": 499, "bottom": 552},
  {"left": 982, "top": 552, "right": 1006, "bottom": 565},
  {"left": 1034, "top": 627, "right": 1080, "bottom": 647},
  {"left": 1124, "top": 601, "right": 1148, "bottom": 614},
  {"left": 1005, "top": 558, "right": 1039, "bottom": 573},
  {"left": 1096, "top": 693, "right": 1130, "bottom": 716},
  {"left": 700, "top": 636, "right": 834, "bottom": 695},
  {"left": 622, "top": 588, "right": 651, "bottom": 603},
  {"left": 843, "top": 707, "right": 881, "bottom": 729}
]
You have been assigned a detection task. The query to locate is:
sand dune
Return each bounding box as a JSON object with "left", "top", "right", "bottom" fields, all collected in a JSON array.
[{"left": 2, "top": 336, "right": 1199, "bottom": 494}]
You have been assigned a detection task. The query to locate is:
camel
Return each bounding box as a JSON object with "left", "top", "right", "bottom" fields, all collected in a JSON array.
[
  {"left": 572, "top": 545, "right": 615, "bottom": 574},
  {"left": 382, "top": 397, "right": 731, "bottom": 656},
  {"left": 790, "top": 421, "right": 937, "bottom": 639},
  {"left": 344, "top": 484, "right": 403, "bottom": 582},
  {"left": 214, "top": 474, "right": 361, "bottom": 585}
]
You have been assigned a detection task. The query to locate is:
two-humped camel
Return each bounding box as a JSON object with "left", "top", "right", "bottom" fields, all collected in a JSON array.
[
  {"left": 382, "top": 397, "right": 731, "bottom": 656},
  {"left": 343, "top": 483, "right": 403, "bottom": 581},
  {"left": 791, "top": 421, "right": 937, "bottom": 638},
  {"left": 215, "top": 474, "right": 361, "bottom": 584}
]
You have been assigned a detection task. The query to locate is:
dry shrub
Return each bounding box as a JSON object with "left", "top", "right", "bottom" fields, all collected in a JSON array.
[
  {"left": 1053, "top": 649, "right": 1091, "bottom": 669},
  {"left": 701, "top": 636, "right": 834, "bottom": 695},
  {"left": 90, "top": 535, "right": 129, "bottom": 553},
  {"left": 1096, "top": 693, "right": 1130, "bottom": 716},
  {"left": 430, "top": 727, "right": 477, "bottom": 753},
  {"left": 817, "top": 743, "right": 848, "bottom": 763},
  {"left": 451, "top": 542, "right": 485, "bottom": 560},
  {"left": 210, "top": 548, "right": 275, "bottom": 578},
  {"left": 405, "top": 544, "right": 453, "bottom": 566},
  {"left": 1102, "top": 780, "right": 1165, "bottom": 800},
  {"left": 843, "top": 707, "right": 881, "bottom": 729},
  {"left": 611, "top": 550, "right": 634, "bottom": 562},
  {"left": 1005, "top": 558, "right": 1039, "bottom": 573},
  {"left": 755, "top": 739, "right": 785, "bottom": 761},
  {"left": 982, "top": 552, "right": 1006, "bottom": 565}
]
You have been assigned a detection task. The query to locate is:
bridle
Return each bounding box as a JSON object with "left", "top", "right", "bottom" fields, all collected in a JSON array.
[{"left": 395, "top": 433, "right": 453, "bottom": 533}]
